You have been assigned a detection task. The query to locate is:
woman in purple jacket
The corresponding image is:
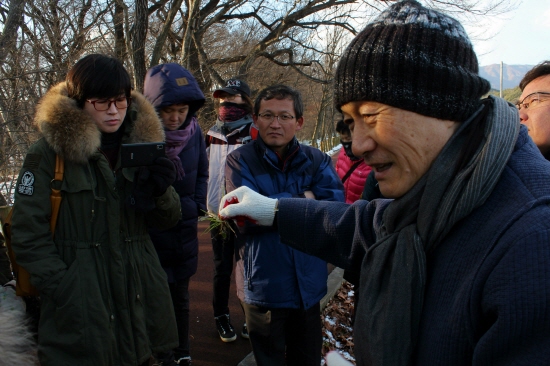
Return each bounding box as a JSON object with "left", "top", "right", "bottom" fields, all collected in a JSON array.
[{"left": 144, "top": 63, "right": 208, "bottom": 366}]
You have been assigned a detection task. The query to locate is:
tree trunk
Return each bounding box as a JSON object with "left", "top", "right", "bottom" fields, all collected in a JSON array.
[
  {"left": 0, "top": 0, "right": 26, "bottom": 62},
  {"left": 114, "top": 0, "right": 127, "bottom": 61},
  {"left": 0, "top": 0, "right": 28, "bottom": 175},
  {"left": 132, "top": 0, "right": 148, "bottom": 92},
  {"left": 180, "top": 0, "right": 200, "bottom": 69},
  {"left": 150, "top": 0, "right": 185, "bottom": 68}
]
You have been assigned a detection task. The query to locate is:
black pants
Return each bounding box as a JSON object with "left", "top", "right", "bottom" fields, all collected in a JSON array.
[
  {"left": 156, "top": 277, "right": 191, "bottom": 363},
  {"left": 241, "top": 301, "right": 322, "bottom": 366},
  {"left": 170, "top": 278, "right": 191, "bottom": 358},
  {"left": 211, "top": 225, "right": 236, "bottom": 317}
]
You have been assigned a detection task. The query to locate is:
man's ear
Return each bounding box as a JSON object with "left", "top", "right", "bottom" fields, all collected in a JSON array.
[
  {"left": 252, "top": 114, "right": 259, "bottom": 128},
  {"left": 296, "top": 116, "right": 304, "bottom": 131}
]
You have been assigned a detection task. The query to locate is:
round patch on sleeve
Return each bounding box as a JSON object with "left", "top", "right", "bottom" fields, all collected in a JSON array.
[{"left": 18, "top": 171, "right": 35, "bottom": 196}]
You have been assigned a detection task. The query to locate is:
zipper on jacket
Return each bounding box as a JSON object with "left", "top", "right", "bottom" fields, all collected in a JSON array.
[{"left": 246, "top": 243, "right": 253, "bottom": 291}]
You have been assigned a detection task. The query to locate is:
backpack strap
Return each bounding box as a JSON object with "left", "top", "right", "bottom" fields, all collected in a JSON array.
[
  {"left": 49, "top": 155, "right": 64, "bottom": 235},
  {"left": 341, "top": 160, "right": 362, "bottom": 184}
]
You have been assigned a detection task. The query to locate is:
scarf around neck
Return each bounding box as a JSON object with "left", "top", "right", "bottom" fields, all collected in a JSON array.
[
  {"left": 356, "top": 97, "right": 520, "bottom": 365},
  {"left": 164, "top": 117, "right": 198, "bottom": 180},
  {"left": 215, "top": 114, "right": 252, "bottom": 135}
]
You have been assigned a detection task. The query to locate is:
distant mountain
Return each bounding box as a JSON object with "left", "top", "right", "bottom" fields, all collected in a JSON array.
[{"left": 479, "top": 64, "right": 534, "bottom": 90}]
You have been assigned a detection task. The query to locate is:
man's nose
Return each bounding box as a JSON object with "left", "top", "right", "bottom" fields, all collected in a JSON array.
[
  {"left": 519, "top": 109, "right": 528, "bottom": 123},
  {"left": 352, "top": 126, "right": 376, "bottom": 156},
  {"left": 270, "top": 117, "right": 282, "bottom": 127}
]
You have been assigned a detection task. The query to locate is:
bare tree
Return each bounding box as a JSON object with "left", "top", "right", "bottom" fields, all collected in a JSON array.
[
  {"left": 0, "top": 0, "right": 26, "bottom": 63},
  {"left": 0, "top": 0, "right": 517, "bottom": 204}
]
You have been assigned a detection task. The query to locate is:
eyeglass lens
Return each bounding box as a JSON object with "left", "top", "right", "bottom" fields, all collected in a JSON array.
[
  {"left": 90, "top": 98, "right": 129, "bottom": 111},
  {"left": 259, "top": 113, "right": 295, "bottom": 123},
  {"left": 516, "top": 92, "right": 550, "bottom": 111}
]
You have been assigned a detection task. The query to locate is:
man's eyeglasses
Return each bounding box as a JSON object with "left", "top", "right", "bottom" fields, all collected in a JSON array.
[
  {"left": 515, "top": 92, "right": 550, "bottom": 111},
  {"left": 257, "top": 113, "right": 295, "bottom": 123},
  {"left": 86, "top": 97, "right": 131, "bottom": 111}
]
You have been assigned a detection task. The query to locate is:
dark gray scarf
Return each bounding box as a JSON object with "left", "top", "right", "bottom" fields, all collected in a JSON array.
[{"left": 356, "top": 97, "right": 520, "bottom": 365}]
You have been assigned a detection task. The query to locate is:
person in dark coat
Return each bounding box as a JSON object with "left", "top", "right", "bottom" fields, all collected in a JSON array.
[
  {"left": 144, "top": 63, "right": 208, "bottom": 366},
  {"left": 11, "top": 54, "right": 181, "bottom": 366},
  {"left": 218, "top": 1, "right": 550, "bottom": 365}
]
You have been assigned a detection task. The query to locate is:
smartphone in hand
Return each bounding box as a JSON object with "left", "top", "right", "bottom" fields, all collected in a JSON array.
[{"left": 120, "top": 142, "right": 166, "bottom": 168}]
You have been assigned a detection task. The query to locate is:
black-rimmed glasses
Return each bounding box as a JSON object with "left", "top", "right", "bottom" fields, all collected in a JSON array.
[
  {"left": 86, "top": 97, "right": 131, "bottom": 111},
  {"left": 515, "top": 92, "right": 550, "bottom": 111}
]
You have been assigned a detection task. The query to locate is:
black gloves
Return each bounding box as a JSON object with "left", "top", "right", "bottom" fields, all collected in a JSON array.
[
  {"left": 127, "top": 157, "right": 176, "bottom": 212},
  {"left": 146, "top": 157, "right": 177, "bottom": 197}
]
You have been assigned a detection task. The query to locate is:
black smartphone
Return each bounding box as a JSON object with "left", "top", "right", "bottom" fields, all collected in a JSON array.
[{"left": 120, "top": 142, "right": 166, "bottom": 168}]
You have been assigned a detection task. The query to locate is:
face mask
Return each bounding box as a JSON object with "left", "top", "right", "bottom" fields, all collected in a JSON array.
[
  {"left": 218, "top": 102, "right": 248, "bottom": 122},
  {"left": 341, "top": 141, "right": 361, "bottom": 161}
]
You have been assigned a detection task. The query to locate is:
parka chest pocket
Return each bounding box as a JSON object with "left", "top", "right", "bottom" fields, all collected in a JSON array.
[{"left": 57, "top": 163, "right": 101, "bottom": 221}]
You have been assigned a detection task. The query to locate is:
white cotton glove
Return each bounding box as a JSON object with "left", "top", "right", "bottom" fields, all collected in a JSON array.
[
  {"left": 218, "top": 186, "right": 278, "bottom": 226},
  {"left": 325, "top": 351, "right": 353, "bottom": 366}
]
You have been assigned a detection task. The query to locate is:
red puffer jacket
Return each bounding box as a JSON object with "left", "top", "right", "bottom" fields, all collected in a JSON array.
[{"left": 335, "top": 147, "right": 372, "bottom": 203}]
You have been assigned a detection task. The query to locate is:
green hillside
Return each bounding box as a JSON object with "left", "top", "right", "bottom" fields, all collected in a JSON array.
[{"left": 487, "top": 87, "right": 522, "bottom": 103}]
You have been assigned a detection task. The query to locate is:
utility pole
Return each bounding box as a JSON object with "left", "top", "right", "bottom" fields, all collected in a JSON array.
[{"left": 500, "top": 61, "right": 503, "bottom": 98}]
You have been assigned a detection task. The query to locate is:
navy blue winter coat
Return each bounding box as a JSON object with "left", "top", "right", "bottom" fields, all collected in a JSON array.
[
  {"left": 145, "top": 63, "right": 208, "bottom": 281},
  {"left": 225, "top": 137, "right": 344, "bottom": 309},
  {"left": 277, "top": 123, "right": 550, "bottom": 363}
]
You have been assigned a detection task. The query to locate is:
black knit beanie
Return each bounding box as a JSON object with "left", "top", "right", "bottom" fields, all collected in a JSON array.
[{"left": 334, "top": 0, "right": 491, "bottom": 122}]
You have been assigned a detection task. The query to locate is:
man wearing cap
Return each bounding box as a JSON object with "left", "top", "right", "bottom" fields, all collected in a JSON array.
[
  {"left": 218, "top": 1, "right": 550, "bottom": 365},
  {"left": 206, "top": 78, "right": 257, "bottom": 342},
  {"left": 518, "top": 61, "right": 550, "bottom": 160}
]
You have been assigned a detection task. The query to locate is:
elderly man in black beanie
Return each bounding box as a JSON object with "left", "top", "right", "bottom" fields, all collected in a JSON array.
[{"left": 218, "top": 1, "right": 550, "bottom": 365}]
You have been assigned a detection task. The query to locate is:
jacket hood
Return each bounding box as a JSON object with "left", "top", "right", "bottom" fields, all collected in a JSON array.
[
  {"left": 143, "top": 63, "right": 205, "bottom": 124},
  {"left": 33, "top": 82, "right": 165, "bottom": 164}
]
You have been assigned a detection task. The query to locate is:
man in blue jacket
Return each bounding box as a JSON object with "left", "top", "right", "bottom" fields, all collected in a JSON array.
[{"left": 224, "top": 84, "right": 344, "bottom": 365}]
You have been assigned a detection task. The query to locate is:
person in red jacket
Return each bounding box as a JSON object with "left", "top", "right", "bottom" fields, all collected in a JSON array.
[{"left": 334, "top": 120, "right": 372, "bottom": 203}]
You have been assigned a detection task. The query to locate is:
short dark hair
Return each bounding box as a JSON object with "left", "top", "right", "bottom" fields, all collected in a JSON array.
[
  {"left": 254, "top": 84, "right": 304, "bottom": 118},
  {"left": 66, "top": 54, "right": 132, "bottom": 108},
  {"left": 335, "top": 120, "right": 350, "bottom": 135},
  {"left": 519, "top": 61, "right": 550, "bottom": 91}
]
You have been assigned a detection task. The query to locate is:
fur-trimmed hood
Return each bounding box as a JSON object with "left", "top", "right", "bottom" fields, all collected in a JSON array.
[{"left": 33, "top": 82, "right": 164, "bottom": 164}]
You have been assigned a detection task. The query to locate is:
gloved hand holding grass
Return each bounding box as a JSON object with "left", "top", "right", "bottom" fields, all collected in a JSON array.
[{"left": 218, "top": 186, "right": 278, "bottom": 226}]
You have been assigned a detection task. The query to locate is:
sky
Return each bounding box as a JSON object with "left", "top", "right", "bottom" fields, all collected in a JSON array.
[{"left": 467, "top": 0, "right": 550, "bottom": 67}]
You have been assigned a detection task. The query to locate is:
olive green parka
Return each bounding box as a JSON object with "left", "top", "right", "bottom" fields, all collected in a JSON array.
[{"left": 11, "top": 83, "right": 181, "bottom": 365}]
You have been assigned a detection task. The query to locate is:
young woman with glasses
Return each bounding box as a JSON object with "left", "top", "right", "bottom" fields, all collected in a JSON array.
[{"left": 10, "top": 54, "right": 181, "bottom": 366}]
